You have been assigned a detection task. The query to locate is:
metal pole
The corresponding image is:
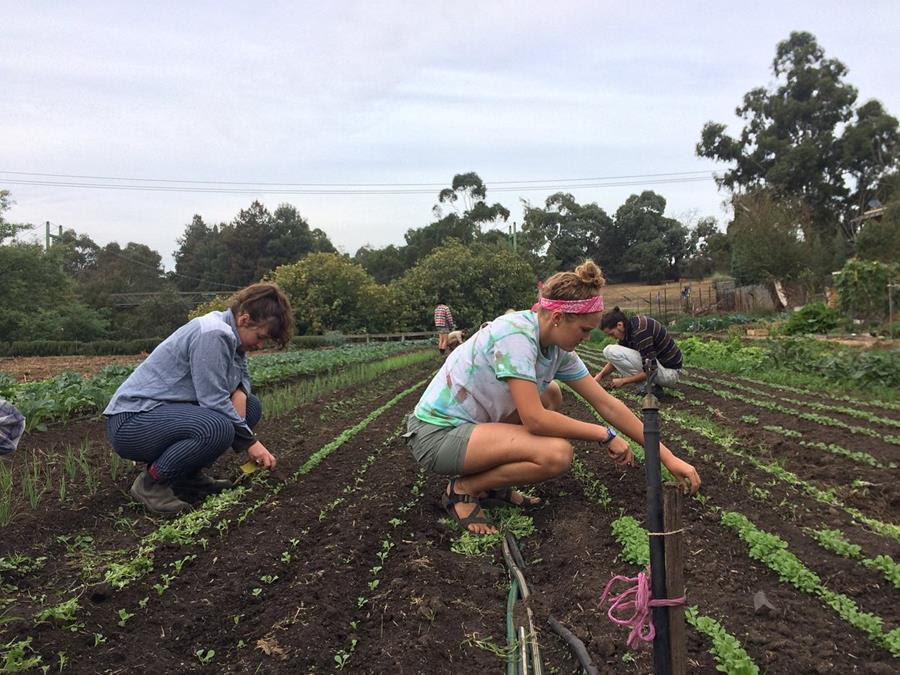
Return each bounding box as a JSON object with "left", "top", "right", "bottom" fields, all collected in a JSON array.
[
  {"left": 642, "top": 359, "right": 670, "bottom": 675},
  {"left": 889, "top": 282, "right": 895, "bottom": 339},
  {"left": 664, "top": 485, "right": 686, "bottom": 674},
  {"left": 45, "top": 221, "right": 51, "bottom": 251}
]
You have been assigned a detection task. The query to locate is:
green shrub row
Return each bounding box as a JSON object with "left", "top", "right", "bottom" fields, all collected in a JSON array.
[{"left": 680, "top": 336, "right": 900, "bottom": 389}]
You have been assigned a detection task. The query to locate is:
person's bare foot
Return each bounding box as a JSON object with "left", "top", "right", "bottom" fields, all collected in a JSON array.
[{"left": 445, "top": 479, "right": 496, "bottom": 535}]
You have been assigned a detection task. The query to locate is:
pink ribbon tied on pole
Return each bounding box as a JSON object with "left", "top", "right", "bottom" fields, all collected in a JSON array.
[{"left": 598, "top": 572, "right": 686, "bottom": 650}]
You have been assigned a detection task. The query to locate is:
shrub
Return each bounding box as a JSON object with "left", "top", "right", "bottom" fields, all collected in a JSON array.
[
  {"left": 835, "top": 258, "right": 898, "bottom": 322},
  {"left": 780, "top": 303, "right": 840, "bottom": 335}
]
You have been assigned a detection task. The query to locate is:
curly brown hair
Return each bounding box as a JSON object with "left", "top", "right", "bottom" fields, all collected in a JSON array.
[{"left": 229, "top": 283, "right": 294, "bottom": 348}]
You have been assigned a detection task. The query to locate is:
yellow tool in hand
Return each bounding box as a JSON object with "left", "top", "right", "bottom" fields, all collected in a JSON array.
[{"left": 240, "top": 460, "right": 259, "bottom": 476}]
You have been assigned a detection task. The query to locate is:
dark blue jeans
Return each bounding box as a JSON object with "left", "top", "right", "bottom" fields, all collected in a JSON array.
[{"left": 106, "top": 395, "right": 261, "bottom": 480}]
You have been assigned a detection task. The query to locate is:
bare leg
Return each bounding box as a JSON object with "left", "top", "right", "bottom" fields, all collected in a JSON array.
[{"left": 447, "top": 382, "right": 569, "bottom": 535}]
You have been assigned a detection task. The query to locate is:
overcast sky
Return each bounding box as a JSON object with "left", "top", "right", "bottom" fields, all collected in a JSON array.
[{"left": 2, "top": 1, "right": 898, "bottom": 271}]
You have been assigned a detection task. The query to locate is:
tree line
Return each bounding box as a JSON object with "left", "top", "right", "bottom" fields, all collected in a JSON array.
[{"left": 1, "top": 31, "right": 896, "bottom": 344}]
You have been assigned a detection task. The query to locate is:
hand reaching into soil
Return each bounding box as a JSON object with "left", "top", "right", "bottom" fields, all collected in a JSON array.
[
  {"left": 665, "top": 455, "right": 700, "bottom": 494},
  {"left": 248, "top": 441, "right": 277, "bottom": 470},
  {"left": 606, "top": 436, "right": 634, "bottom": 466}
]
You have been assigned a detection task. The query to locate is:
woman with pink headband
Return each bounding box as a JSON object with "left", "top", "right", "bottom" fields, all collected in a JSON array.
[{"left": 405, "top": 260, "right": 700, "bottom": 535}]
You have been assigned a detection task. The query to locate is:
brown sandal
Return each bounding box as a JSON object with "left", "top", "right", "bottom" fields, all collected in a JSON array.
[
  {"left": 480, "top": 487, "right": 541, "bottom": 508},
  {"left": 441, "top": 478, "right": 493, "bottom": 533}
]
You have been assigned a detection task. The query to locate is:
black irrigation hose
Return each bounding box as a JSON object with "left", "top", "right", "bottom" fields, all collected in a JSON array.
[
  {"left": 506, "top": 532, "right": 527, "bottom": 570},
  {"left": 508, "top": 533, "right": 600, "bottom": 675},
  {"left": 546, "top": 616, "right": 599, "bottom": 675},
  {"left": 502, "top": 536, "right": 543, "bottom": 675}
]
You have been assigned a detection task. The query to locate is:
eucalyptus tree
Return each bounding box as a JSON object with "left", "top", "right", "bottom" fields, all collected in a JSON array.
[{"left": 697, "top": 31, "right": 899, "bottom": 257}]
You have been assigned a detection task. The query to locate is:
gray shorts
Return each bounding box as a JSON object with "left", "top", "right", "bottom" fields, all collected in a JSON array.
[{"left": 404, "top": 414, "right": 474, "bottom": 476}]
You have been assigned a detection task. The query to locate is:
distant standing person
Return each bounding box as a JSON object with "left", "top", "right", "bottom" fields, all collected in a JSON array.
[
  {"left": 104, "top": 283, "right": 293, "bottom": 514},
  {"left": 434, "top": 299, "right": 456, "bottom": 355},
  {"left": 595, "top": 307, "right": 683, "bottom": 388}
]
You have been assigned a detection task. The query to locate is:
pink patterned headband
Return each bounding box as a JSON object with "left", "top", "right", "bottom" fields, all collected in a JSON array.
[{"left": 538, "top": 295, "right": 604, "bottom": 314}]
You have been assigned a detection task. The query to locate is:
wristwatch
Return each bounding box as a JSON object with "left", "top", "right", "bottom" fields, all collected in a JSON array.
[{"left": 600, "top": 426, "right": 617, "bottom": 445}]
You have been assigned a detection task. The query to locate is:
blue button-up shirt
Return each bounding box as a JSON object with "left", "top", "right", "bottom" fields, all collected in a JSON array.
[{"left": 104, "top": 310, "right": 252, "bottom": 431}]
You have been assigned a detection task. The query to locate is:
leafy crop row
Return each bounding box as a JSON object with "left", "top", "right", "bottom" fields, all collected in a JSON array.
[
  {"left": 680, "top": 377, "right": 900, "bottom": 446},
  {"left": 721, "top": 511, "right": 900, "bottom": 657},
  {"left": 808, "top": 528, "right": 900, "bottom": 589},
  {"left": 609, "top": 516, "right": 759, "bottom": 674},
  {"left": 689, "top": 371, "right": 900, "bottom": 429},
  {"left": 0, "top": 342, "right": 427, "bottom": 430}
]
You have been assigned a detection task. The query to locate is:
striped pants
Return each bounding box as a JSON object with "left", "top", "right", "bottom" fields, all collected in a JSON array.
[{"left": 106, "top": 395, "right": 262, "bottom": 481}]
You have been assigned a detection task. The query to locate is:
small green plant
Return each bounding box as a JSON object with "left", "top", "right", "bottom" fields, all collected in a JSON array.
[
  {"left": 251, "top": 588, "right": 263, "bottom": 597},
  {"left": 1, "top": 637, "right": 43, "bottom": 671},
  {"left": 35, "top": 598, "right": 79, "bottom": 624},
  {"left": 740, "top": 414, "right": 758, "bottom": 424},
  {"left": 116, "top": 608, "right": 134, "bottom": 627},
  {"left": 260, "top": 574, "right": 278, "bottom": 585},
  {"left": 93, "top": 633, "right": 105, "bottom": 647},
  {"left": 195, "top": 648, "right": 215, "bottom": 665}
]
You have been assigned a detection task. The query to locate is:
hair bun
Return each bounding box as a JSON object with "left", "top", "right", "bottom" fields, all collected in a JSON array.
[{"left": 574, "top": 260, "right": 605, "bottom": 290}]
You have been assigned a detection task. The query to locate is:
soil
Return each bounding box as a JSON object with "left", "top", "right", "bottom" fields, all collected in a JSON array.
[
  {"left": 0, "top": 348, "right": 284, "bottom": 383},
  {"left": 0, "top": 355, "right": 147, "bottom": 382},
  {"left": 1, "top": 352, "right": 898, "bottom": 673}
]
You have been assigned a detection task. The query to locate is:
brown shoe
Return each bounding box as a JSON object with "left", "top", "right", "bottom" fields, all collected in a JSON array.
[{"left": 130, "top": 470, "right": 190, "bottom": 515}]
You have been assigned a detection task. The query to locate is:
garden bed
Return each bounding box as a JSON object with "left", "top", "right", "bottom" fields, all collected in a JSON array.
[{"left": 2, "top": 349, "right": 897, "bottom": 672}]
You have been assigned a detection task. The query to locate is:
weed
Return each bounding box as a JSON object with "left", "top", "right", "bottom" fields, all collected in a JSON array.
[
  {"left": 463, "top": 632, "right": 515, "bottom": 658},
  {"left": 1, "top": 637, "right": 43, "bottom": 671}
]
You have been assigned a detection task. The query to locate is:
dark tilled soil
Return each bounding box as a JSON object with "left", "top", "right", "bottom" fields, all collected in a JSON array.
[{"left": 2, "top": 352, "right": 898, "bottom": 673}]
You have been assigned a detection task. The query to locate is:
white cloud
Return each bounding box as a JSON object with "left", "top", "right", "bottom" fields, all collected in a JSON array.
[{"left": 1, "top": 1, "right": 897, "bottom": 268}]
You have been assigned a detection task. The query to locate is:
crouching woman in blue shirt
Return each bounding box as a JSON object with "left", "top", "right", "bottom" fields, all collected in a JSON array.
[{"left": 104, "top": 283, "right": 293, "bottom": 514}]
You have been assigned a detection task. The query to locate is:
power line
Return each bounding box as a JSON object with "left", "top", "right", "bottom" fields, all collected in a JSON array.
[
  {"left": 1, "top": 174, "right": 715, "bottom": 196},
  {"left": 1, "top": 168, "right": 715, "bottom": 188}
]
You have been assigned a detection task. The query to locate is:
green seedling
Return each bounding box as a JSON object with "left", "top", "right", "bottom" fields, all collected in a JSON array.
[
  {"left": 195, "top": 649, "right": 215, "bottom": 665},
  {"left": 116, "top": 608, "right": 133, "bottom": 627},
  {"left": 35, "top": 598, "right": 79, "bottom": 625},
  {"left": 251, "top": 588, "right": 262, "bottom": 597},
  {"left": 260, "top": 575, "right": 278, "bottom": 585}
]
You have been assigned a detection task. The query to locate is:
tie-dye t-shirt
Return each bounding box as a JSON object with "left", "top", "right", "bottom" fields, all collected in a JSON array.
[{"left": 414, "top": 310, "right": 589, "bottom": 427}]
